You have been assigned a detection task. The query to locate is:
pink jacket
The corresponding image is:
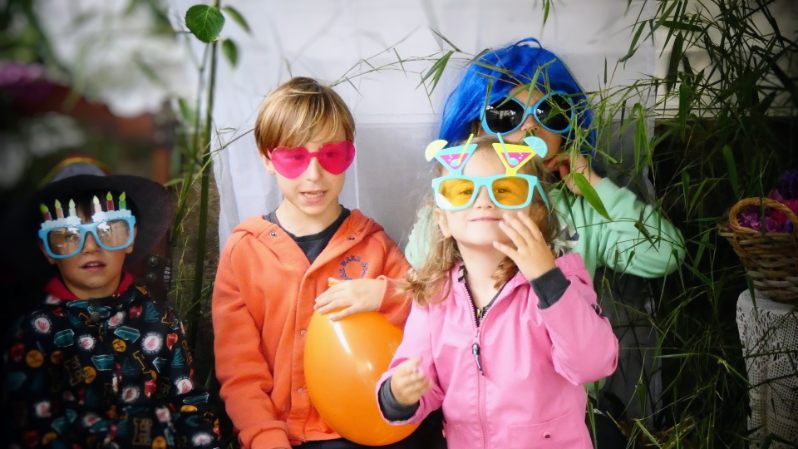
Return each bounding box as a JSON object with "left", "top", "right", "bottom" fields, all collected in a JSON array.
[{"left": 378, "top": 253, "right": 619, "bottom": 449}]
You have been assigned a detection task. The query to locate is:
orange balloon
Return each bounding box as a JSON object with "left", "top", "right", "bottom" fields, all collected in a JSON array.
[{"left": 304, "top": 311, "right": 419, "bottom": 446}]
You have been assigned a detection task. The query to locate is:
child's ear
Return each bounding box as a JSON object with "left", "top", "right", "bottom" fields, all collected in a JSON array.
[
  {"left": 261, "top": 153, "right": 276, "bottom": 176},
  {"left": 434, "top": 208, "right": 451, "bottom": 238}
]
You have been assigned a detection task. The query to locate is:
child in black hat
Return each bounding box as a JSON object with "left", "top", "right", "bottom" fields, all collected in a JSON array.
[{"left": 1, "top": 157, "right": 220, "bottom": 449}]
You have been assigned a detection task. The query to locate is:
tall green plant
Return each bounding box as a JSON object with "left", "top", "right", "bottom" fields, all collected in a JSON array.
[
  {"left": 596, "top": 1, "right": 797, "bottom": 447},
  {"left": 170, "top": 2, "right": 249, "bottom": 350}
]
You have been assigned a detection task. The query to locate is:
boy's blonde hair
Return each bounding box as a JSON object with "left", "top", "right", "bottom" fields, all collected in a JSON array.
[
  {"left": 405, "top": 135, "right": 557, "bottom": 306},
  {"left": 254, "top": 77, "right": 355, "bottom": 157}
]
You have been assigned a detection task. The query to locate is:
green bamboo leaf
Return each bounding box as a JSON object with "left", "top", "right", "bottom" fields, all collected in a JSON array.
[
  {"left": 661, "top": 20, "right": 702, "bottom": 33},
  {"left": 177, "top": 97, "right": 196, "bottom": 125},
  {"left": 542, "top": 0, "right": 551, "bottom": 25},
  {"left": 769, "top": 59, "right": 798, "bottom": 110},
  {"left": 222, "top": 5, "right": 250, "bottom": 34},
  {"left": 633, "top": 103, "right": 648, "bottom": 169},
  {"left": 634, "top": 219, "right": 655, "bottom": 246},
  {"left": 680, "top": 170, "right": 690, "bottom": 209},
  {"left": 692, "top": 228, "right": 710, "bottom": 271},
  {"left": 572, "top": 172, "right": 610, "bottom": 220},
  {"left": 418, "top": 50, "right": 453, "bottom": 93},
  {"left": 665, "top": 33, "right": 684, "bottom": 93},
  {"left": 222, "top": 38, "right": 238, "bottom": 67},
  {"left": 185, "top": 4, "right": 225, "bottom": 43},
  {"left": 430, "top": 28, "right": 461, "bottom": 52},
  {"left": 633, "top": 420, "right": 664, "bottom": 449},
  {"left": 620, "top": 22, "right": 646, "bottom": 62},
  {"left": 678, "top": 77, "right": 690, "bottom": 134},
  {"left": 655, "top": 0, "right": 680, "bottom": 28},
  {"left": 722, "top": 145, "right": 741, "bottom": 198},
  {"left": 393, "top": 48, "right": 406, "bottom": 74}
]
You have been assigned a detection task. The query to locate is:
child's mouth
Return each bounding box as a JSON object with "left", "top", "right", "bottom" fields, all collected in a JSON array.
[
  {"left": 82, "top": 261, "right": 106, "bottom": 271},
  {"left": 301, "top": 190, "right": 326, "bottom": 202}
]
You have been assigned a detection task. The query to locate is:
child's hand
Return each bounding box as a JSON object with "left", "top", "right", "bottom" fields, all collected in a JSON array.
[
  {"left": 543, "top": 153, "right": 603, "bottom": 196},
  {"left": 390, "top": 357, "right": 431, "bottom": 406},
  {"left": 494, "top": 211, "right": 556, "bottom": 280},
  {"left": 314, "top": 278, "right": 384, "bottom": 321}
]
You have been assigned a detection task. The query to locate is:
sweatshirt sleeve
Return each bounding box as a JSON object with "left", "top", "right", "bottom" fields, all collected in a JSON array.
[
  {"left": 212, "top": 235, "right": 291, "bottom": 449},
  {"left": 376, "top": 301, "right": 444, "bottom": 425},
  {"left": 538, "top": 253, "right": 619, "bottom": 385},
  {"left": 377, "top": 238, "right": 412, "bottom": 329},
  {"left": 554, "top": 178, "right": 685, "bottom": 278}
]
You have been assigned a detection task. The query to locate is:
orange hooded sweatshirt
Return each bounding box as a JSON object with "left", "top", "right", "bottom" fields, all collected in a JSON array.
[{"left": 212, "top": 210, "right": 411, "bottom": 449}]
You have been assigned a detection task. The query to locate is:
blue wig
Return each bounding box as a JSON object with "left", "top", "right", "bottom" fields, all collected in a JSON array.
[{"left": 438, "top": 37, "right": 596, "bottom": 154}]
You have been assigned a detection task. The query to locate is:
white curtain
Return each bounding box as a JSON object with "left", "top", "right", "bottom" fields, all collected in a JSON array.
[{"left": 196, "top": 0, "right": 656, "bottom": 247}]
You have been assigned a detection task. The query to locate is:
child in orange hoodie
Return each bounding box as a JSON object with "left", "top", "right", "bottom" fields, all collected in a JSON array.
[{"left": 211, "top": 77, "right": 442, "bottom": 449}]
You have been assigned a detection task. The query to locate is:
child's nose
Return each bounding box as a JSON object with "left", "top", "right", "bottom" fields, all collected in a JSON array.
[
  {"left": 473, "top": 186, "right": 494, "bottom": 208},
  {"left": 82, "top": 232, "right": 100, "bottom": 253},
  {"left": 522, "top": 115, "right": 539, "bottom": 134},
  {"left": 303, "top": 157, "right": 323, "bottom": 180}
]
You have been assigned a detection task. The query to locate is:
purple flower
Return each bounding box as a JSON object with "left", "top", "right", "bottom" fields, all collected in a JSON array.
[{"left": 738, "top": 207, "right": 763, "bottom": 231}]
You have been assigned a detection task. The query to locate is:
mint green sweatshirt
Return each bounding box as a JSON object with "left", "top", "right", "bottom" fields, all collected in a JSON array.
[{"left": 404, "top": 178, "right": 685, "bottom": 279}]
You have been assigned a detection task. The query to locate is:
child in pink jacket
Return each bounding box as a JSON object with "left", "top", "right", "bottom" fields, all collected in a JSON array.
[{"left": 377, "top": 136, "right": 619, "bottom": 449}]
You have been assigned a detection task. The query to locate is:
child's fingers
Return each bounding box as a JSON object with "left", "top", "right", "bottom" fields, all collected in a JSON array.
[
  {"left": 327, "top": 306, "right": 357, "bottom": 321},
  {"left": 499, "top": 217, "right": 531, "bottom": 250},
  {"left": 516, "top": 211, "right": 543, "bottom": 241},
  {"left": 315, "top": 292, "right": 352, "bottom": 315},
  {"left": 492, "top": 240, "right": 518, "bottom": 261},
  {"left": 327, "top": 277, "right": 343, "bottom": 287},
  {"left": 314, "top": 290, "right": 338, "bottom": 309},
  {"left": 398, "top": 357, "right": 420, "bottom": 373},
  {"left": 401, "top": 367, "right": 429, "bottom": 392},
  {"left": 395, "top": 358, "right": 422, "bottom": 381},
  {"left": 543, "top": 153, "right": 568, "bottom": 171},
  {"left": 418, "top": 377, "right": 432, "bottom": 395},
  {"left": 315, "top": 299, "right": 341, "bottom": 314},
  {"left": 506, "top": 213, "right": 537, "bottom": 246}
]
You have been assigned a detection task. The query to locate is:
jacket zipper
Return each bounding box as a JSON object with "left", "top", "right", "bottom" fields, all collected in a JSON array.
[{"left": 463, "top": 282, "right": 489, "bottom": 449}]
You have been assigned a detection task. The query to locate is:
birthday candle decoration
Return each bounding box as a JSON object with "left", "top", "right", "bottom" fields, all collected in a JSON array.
[
  {"left": 106, "top": 192, "right": 114, "bottom": 211},
  {"left": 40, "top": 204, "right": 52, "bottom": 221},
  {"left": 54, "top": 199, "right": 64, "bottom": 219},
  {"left": 68, "top": 199, "right": 77, "bottom": 218},
  {"left": 119, "top": 192, "right": 126, "bottom": 210},
  {"left": 93, "top": 196, "right": 102, "bottom": 214}
]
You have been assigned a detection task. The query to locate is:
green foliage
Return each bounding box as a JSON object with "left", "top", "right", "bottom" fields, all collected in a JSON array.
[
  {"left": 185, "top": 4, "right": 225, "bottom": 43},
  {"left": 572, "top": 172, "right": 611, "bottom": 219},
  {"left": 222, "top": 38, "right": 238, "bottom": 67},
  {"left": 600, "top": 1, "right": 797, "bottom": 447},
  {"left": 222, "top": 5, "right": 250, "bottom": 34}
]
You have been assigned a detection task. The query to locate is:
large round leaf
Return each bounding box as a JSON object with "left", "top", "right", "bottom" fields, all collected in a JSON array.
[{"left": 185, "top": 4, "right": 225, "bottom": 43}]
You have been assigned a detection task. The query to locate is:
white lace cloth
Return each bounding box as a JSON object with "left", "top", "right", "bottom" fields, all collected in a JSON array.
[{"left": 736, "top": 290, "right": 798, "bottom": 447}]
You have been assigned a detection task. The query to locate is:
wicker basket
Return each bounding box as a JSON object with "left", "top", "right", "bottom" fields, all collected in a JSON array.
[{"left": 718, "top": 197, "right": 798, "bottom": 303}]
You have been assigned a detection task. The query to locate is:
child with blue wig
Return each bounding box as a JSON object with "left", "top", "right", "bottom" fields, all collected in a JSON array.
[{"left": 404, "top": 37, "right": 686, "bottom": 447}]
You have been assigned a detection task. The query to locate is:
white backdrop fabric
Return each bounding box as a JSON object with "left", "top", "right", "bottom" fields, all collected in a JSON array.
[{"left": 182, "top": 0, "right": 657, "bottom": 248}]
